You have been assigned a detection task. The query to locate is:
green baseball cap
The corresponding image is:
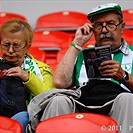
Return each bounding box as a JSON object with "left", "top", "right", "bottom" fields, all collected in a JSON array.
[{"left": 87, "top": 3, "right": 122, "bottom": 21}]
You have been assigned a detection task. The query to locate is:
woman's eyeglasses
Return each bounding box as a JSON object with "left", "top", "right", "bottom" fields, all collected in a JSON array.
[{"left": 1, "top": 43, "right": 26, "bottom": 52}]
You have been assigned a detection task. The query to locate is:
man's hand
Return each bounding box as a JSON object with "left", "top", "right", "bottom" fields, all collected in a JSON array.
[
  {"left": 98, "top": 60, "right": 125, "bottom": 81},
  {"left": 72, "top": 23, "right": 94, "bottom": 47}
]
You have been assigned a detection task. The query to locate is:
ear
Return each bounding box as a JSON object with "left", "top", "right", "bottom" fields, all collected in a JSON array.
[{"left": 121, "top": 22, "right": 125, "bottom": 35}]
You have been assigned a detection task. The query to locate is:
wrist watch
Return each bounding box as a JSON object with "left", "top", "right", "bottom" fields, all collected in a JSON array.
[{"left": 122, "top": 71, "right": 129, "bottom": 83}]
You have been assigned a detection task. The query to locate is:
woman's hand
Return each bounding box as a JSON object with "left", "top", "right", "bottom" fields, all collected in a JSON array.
[{"left": 3, "top": 66, "right": 30, "bottom": 82}]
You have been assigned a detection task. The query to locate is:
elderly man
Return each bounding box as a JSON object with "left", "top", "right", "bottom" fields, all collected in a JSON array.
[
  {"left": 28, "top": 3, "right": 133, "bottom": 133},
  {"left": 54, "top": 3, "right": 133, "bottom": 133}
]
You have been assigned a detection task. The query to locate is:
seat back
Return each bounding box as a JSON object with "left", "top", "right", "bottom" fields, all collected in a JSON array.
[
  {"left": 47, "top": 63, "right": 57, "bottom": 72},
  {"left": 0, "top": 51, "right": 2, "bottom": 57},
  {"left": 56, "top": 48, "right": 68, "bottom": 63},
  {"left": 28, "top": 47, "right": 46, "bottom": 62},
  {"left": 0, "top": 116, "right": 22, "bottom": 133},
  {"left": 35, "top": 10, "right": 90, "bottom": 37},
  {"left": 122, "top": 29, "right": 133, "bottom": 45},
  {"left": 0, "top": 12, "right": 27, "bottom": 26},
  {"left": 32, "top": 30, "right": 72, "bottom": 64},
  {"left": 35, "top": 113, "right": 118, "bottom": 133},
  {"left": 122, "top": 9, "right": 133, "bottom": 29},
  {"left": 36, "top": 10, "right": 90, "bottom": 29},
  {"left": 83, "top": 34, "right": 95, "bottom": 48},
  {"left": 32, "top": 31, "right": 72, "bottom": 49}
]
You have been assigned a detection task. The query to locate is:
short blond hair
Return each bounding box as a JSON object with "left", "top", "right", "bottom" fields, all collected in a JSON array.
[{"left": 0, "top": 18, "right": 33, "bottom": 45}]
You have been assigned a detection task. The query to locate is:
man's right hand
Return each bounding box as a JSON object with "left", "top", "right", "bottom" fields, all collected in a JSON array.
[{"left": 72, "top": 23, "right": 94, "bottom": 47}]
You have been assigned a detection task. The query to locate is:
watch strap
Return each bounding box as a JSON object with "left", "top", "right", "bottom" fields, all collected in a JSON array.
[{"left": 122, "top": 71, "right": 129, "bottom": 83}]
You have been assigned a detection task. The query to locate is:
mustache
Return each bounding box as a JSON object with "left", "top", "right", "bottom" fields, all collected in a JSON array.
[{"left": 98, "top": 33, "right": 114, "bottom": 42}]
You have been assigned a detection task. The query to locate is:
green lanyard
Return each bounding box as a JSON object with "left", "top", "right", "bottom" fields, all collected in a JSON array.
[{"left": 74, "top": 52, "right": 84, "bottom": 87}]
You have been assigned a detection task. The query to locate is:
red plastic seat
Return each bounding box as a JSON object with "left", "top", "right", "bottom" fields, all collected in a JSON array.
[
  {"left": 48, "top": 63, "right": 57, "bottom": 72},
  {"left": 122, "top": 29, "right": 133, "bottom": 45},
  {"left": 28, "top": 47, "right": 46, "bottom": 62},
  {"left": 0, "top": 116, "right": 22, "bottom": 133},
  {"left": 83, "top": 34, "right": 95, "bottom": 48},
  {"left": 0, "top": 51, "right": 2, "bottom": 57},
  {"left": 0, "top": 12, "right": 27, "bottom": 26},
  {"left": 32, "top": 30, "right": 72, "bottom": 49},
  {"left": 31, "top": 30, "right": 73, "bottom": 64},
  {"left": 35, "top": 11, "right": 90, "bottom": 37},
  {"left": 122, "top": 9, "right": 133, "bottom": 29},
  {"left": 35, "top": 113, "right": 118, "bottom": 133},
  {"left": 56, "top": 48, "right": 68, "bottom": 63}
]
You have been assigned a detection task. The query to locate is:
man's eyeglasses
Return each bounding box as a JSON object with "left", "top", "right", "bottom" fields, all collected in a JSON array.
[
  {"left": 0, "top": 43, "right": 27, "bottom": 52},
  {"left": 93, "top": 21, "right": 123, "bottom": 33}
]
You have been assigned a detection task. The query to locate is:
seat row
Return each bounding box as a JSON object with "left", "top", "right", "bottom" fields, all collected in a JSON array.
[
  {"left": 0, "top": 113, "right": 118, "bottom": 133},
  {"left": 0, "top": 9, "right": 133, "bottom": 30}
]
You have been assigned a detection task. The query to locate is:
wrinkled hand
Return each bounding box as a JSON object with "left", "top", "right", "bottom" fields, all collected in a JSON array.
[
  {"left": 98, "top": 60, "right": 125, "bottom": 81},
  {"left": 73, "top": 23, "right": 93, "bottom": 47},
  {"left": 2, "top": 66, "right": 29, "bottom": 82}
]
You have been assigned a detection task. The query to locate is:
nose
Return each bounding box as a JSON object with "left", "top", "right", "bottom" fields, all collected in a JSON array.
[
  {"left": 8, "top": 45, "right": 14, "bottom": 52},
  {"left": 102, "top": 26, "right": 108, "bottom": 33},
  {"left": 101, "top": 25, "right": 108, "bottom": 33}
]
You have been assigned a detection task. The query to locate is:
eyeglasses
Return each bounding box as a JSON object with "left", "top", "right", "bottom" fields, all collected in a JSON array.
[
  {"left": 0, "top": 43, "right": 27, "bottom": 52},
  {"left": 93, "top": 21, "right": 123, "bottom": 34}
]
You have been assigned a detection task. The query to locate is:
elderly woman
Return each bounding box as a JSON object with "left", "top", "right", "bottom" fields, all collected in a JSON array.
[{"left": 0, "top": 18, "right": 54, "bottom": 133}]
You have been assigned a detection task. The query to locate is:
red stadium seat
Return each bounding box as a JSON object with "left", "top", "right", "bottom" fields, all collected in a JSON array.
[
  {"left": 28, "top": 47, "right": 46, "bottom": 62},
  {"left": 31, "top": 30, "right": 72, "bottom": 64},
  {"left": 0, "top": 51, "right": 2, "bottom": 57},
  {"left": 122, "top": 29, "right": 133, "bottom": 45},
  {"left": 122, "top": 9, "right": 133, "bottom": 29},
  {"left": 0, "top": 12, "right": 27, "bottom": 26},
  {"left": 0, "top": 116, "right": 22, "bottom": 133},
  {"left": 35, "top": 10, "right": 90, "bottom": 37},
  {"left": 56, "top": 48, "right": 68, "bottom": 63},
  {"left": 35, "top": 113, "right": 118, "bottom": 133},
  {"left": 83, "top": 34, "right": 95, "bottom": 48},
  {"left": 32, "top": 31, "right": 72, "bottom": 49},
  {"left": 48, "top": 63, "right": 57, "bottom": 72}
]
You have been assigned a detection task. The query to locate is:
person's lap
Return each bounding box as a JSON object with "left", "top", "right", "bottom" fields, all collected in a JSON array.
[{"left": 44, "top": 92, "right": 133, "bottom": 133}]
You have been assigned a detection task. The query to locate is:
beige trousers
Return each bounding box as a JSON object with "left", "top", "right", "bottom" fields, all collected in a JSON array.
[
  {"left": 109, "top": 93, "right": 133, "bottom": 133},
  {"left": 40, "top": 92, "right": 133, "bottom": 133}
]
